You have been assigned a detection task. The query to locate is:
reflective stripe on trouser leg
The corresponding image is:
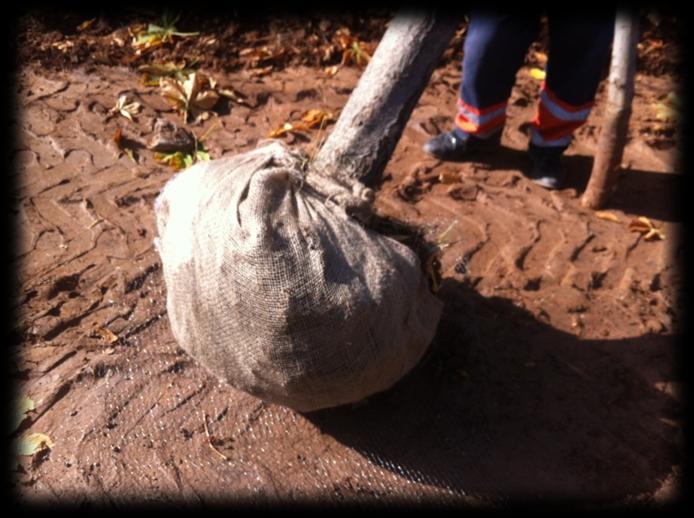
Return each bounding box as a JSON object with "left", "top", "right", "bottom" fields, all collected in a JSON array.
[
  {"left": 455, "top": 99, "right": 507, "bottom": 139},
  {"left": 530, "top": 83, "right": 594, "bottom": 147}
]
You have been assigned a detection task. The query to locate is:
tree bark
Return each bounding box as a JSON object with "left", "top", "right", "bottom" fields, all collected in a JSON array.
[
  {"left": 310, "top": 10, "right": 460, "bottom": 187},
  {"left": 581, "top": 10, "right": 640, "bottom": 209}
]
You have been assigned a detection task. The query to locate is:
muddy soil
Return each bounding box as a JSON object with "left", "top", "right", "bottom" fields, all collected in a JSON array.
[{"left": 10, "top": 13, "right": 684, "bottom": 507}]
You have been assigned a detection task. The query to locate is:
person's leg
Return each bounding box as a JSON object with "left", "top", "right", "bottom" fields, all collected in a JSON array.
[
  {"left": 456, "top": 11, "right": 539, "bottom": 140},
  {"left": 425, "top": 12, "right": 539, "bottom": 160},
  {"left": 527, "top": 11, "right": 615, "bottom": 188}
]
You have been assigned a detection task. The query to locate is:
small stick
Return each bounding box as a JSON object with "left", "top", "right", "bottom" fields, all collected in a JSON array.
[{"left": 203, "top": 414, "right": 231, "bottom": 462}]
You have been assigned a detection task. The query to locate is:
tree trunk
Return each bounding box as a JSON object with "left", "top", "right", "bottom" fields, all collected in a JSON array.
[
  {"left": 581, "top": 10, "right": 640, "bottom": 209},
  {"left": 310, "top": 10, "right": 460, "bottom": 187}
]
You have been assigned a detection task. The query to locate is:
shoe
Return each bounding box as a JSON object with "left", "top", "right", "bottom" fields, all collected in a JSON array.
[
  {"left": 527, "top": 144, "right": 566, "bottom": 190},
  {"left": 423, "top": 130, "right": 501, "bottom": 161}
]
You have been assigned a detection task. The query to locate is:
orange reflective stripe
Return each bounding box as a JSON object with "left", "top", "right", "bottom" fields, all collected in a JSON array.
[
  {"left": 531, "top": 105, "right": 583, "bottom": 141},
  {"left": 456, "top": 112, "right": 506, "bottom": 135}
]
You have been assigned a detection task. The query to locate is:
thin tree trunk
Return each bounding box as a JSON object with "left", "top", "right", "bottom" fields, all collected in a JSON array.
[
  {"left": 581, "top": 10, "right": 639, "bottom": 209},
  {"left": 311, "top": 10, "right": 460, "bottom": 187}
]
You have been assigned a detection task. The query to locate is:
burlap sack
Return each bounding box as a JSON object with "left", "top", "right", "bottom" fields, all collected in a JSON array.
[{"left": 154, "top": 141, "right": 443, "bottom": 412}]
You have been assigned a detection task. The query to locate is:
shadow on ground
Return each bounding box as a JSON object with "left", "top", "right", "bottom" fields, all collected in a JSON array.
[
  {"left": 305, "top": 278, "right": 681, "bottom": 502},
  {"left": 402, "top": 145, "right": 682, "bottom": 224}
]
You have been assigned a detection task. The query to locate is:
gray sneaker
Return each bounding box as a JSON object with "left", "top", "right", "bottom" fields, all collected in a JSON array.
[{"left": 423, "top": 130, "right": 501, "bottom": 161}]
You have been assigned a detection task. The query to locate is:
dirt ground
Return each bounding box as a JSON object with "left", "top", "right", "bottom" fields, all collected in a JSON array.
[{"left": 10, "top": 11, "right": 684, "bottom": 507}]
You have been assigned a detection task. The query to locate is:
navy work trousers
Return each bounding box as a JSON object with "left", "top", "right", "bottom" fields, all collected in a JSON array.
[{"left": 454, "top": 11, "right": 615, "bottom": 148}]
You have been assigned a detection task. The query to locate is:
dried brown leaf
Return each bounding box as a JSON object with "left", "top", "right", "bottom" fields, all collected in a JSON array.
[
  {"left": 301, "top": 109, "right": 334, "bottom": 129},
  {"left": 159, "top": 72, "right": 220, "bottom": 123},
  {"left": 594, "top": 211, "right": 621, "bottom": 223},
  {"left": 93, "top": 327, "right": 119, "bottom": 344},
  {"left": 15, "top": 432, "right": 54, "bottom": 456},
  {"left": 77, "top": 18, "right": 96, "bottom": 32},
  {"left": 629, "top": 216, "right": 665, "bottom": 241},
  {"left": 324, "top": 65, "right": 340, "bottom": 77},
  {"left": 13, "top": 395, "right": 35, "bottom": 433}
]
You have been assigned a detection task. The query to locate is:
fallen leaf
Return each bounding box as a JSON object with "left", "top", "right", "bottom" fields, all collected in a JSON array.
[
  {"left": 51, "top": 40, "right": 75, "bottom": 52},
  {"left": 160, "top": 72, "right": 220, "bottom": 123},
  {"left": 300, "top": 108, "right": 335, "bottom": 129},
  {"left": 324, "top": 65, "right": 340, "bottom": 77},
  {"left": 268, "top": 122, "right": 308, "bottom": 138},
  {"left": 13, "top": 395, "right": 35, "bottom": 433},
  {"left": 594, "top": 210, "right": 621, "bottom": 223},
  {"left": 77, "top": 18, "right": 96, "bottom": 32},
  {"left": 238, "top": 45, "right": 286, "bottom": 68},
  {"left": 529, "top": 68, "right": 546, "bottom": 81},
  {"left": 138, "top": 61, "right": 192, "bottom": 86},
  {"left": 93, "top": 327, "right": 119, "bottom": 344},
  {"left": 15, "top": 432, "right": 54, "bottom": 457},
  {"left": 109, "top": 95, "right": 142, "bottom": 122},
  {"left": 131, "top": 14, "right": 199, "bottom": 56},
  {"left": 154, "top": 151, "right": 190, "bottom": 171},
  {"left": 629, "top": 216, "right": 666, "bottom": 241},
  {"left": 334, "top": 28, "right": 372, "bottom": 68},
  {"left": 656, "top": 91, "right": 681, "bottom": 122}
]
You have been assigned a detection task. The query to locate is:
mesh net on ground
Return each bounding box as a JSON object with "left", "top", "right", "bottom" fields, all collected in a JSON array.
[{"left": 154, "top": 141, "right": 443, "bottom": 412}]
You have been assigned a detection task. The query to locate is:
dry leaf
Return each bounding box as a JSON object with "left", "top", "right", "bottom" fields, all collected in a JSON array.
[
  {"left": 15, "top": 432, "right": 54, "bottom": 456},
  {"left": 656, "top": 91, "right": 680, "bottom": 122},
  {"left": 154, "top": 151, "right": 192, "bottom": 171},
  {"left": 268, "top": 122, "right": 308, "bottom": 138},
  {"left": 13, "top": 395, "right": 35, "bottom": 433},
  {"left": 77, "top": 18, "right": 96, "bottom": 32},
  {"left": 109, "top": 95, "right": 142, "bottom": 122},
  {"left": 93, "top": 327, "right": 119, "bottom": 344},
  {"left": 334, "top": 27, "right": 372, "bottom": 68},
  {"left": 324, "top": 65, "right": 340, "bottom": 77},
  {"left": 301, "top": 109, "right": 334, "bottom": 128},
  {"left": 268, "top": 109, "right": 333, "bottom": 138},
  {"left": 160, "top": 72, "right": 220, "bottom": 123},
  {"left": 594, "top": 211, "right": 621, "bottom": 223},
  {"left": 131, "top": 17, "right": 199, "bottom": 56},
  {"left": 629, "top": 216, "right": 666, "bottom": 241},
  {"left": 138, "top": 61, "right": 191, "bottom": 85},
  {"left": 529, "top": 68, "right": 546, "bottom": 81}
]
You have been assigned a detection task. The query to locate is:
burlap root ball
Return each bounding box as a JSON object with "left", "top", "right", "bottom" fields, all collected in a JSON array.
[{"left": 154, "top": 141, "right": 443, "bottom": 412}]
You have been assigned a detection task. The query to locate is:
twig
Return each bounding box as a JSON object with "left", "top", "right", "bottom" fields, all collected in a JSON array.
[{"left": 203, "top": 413, "right": 231, "bottom": 462}]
